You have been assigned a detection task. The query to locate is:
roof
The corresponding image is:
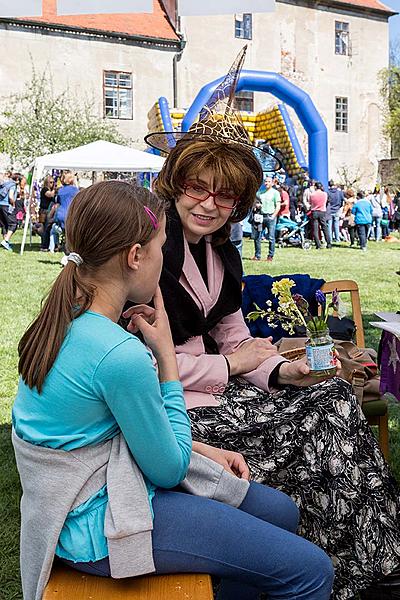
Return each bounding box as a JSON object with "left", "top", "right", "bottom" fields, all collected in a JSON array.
[
  {"left": 330, "top": 0, "right": 397, "bottom": 15},
  {"left": 33, "top": 140, "right": 165, "bottom": 174},
  {"left": 13, "top": 0, "right": 179, "bottom": 42}
]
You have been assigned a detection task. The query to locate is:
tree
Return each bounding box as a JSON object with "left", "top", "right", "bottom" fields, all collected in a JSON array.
[
  {"left": 336, "top": 165, "right": 364, "bottom": 189},
  {"left": 0, "top": 69, "right": 127, "bottom": 168},
  {"left": 380, "top": 64, "right": 400, "bottom": 159}
]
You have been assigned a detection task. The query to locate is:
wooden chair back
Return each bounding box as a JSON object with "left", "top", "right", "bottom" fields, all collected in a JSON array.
[{"left": 320, "top": 280, "right": 365, "bottom": 348}]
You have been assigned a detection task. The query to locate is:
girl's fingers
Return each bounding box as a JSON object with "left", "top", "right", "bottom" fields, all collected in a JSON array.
[
  {"left": 130, "top": 314, "right": 153, "bottom": 335},
  {"left": 122, "top": 305, "right": 154, "bottom": 319},
  {"left": 153, "top": 286, "right": 165, "bottom": 311}
]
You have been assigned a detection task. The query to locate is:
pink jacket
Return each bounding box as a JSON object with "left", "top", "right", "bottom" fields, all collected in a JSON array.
[{"left": 175, "top": 236, "right": 287, "bottom": 410}]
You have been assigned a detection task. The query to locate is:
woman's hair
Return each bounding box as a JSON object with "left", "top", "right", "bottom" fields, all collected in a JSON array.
[
  {"left": 43, "top": 174, "right": 54, "bottom": 189},
  {"left": 154, "top": 139, "right": 263, "bottom": 245},
  {"left": 18, "top": 181, "right": 165, "bottom": 392},
  {"left": 314, "top": 181, "right": 324, "bottom": 191},
  {"left": 357, "top": 191, "right": 365, "bottom": 199}
]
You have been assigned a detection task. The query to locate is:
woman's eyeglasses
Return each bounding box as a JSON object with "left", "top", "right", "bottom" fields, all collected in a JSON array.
[{"left": 183, "top": 182, "right": 239, "bottom": 210}]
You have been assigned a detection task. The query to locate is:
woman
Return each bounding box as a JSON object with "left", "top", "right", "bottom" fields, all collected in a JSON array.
[
  {"left": 309, "top": 181, "right": 331, "bottom": 249},
  {"left": 135, "top": 139, "right": 400, "bottom": 599},
  {"left": 13, "top": 180, "right": 334, "bottom": 600},
  {"left": 39, "top": 174, "right": 56, "bottom": 251},
  {"left": 341, "top": 190, "right": 356, "bottom": 246},
  {"left": 55, "top": 171, "right": 79, "bottom": 230}
]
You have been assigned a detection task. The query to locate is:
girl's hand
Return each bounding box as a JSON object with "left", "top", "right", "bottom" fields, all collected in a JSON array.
[
  {"left": 277, "top": 355, "right": 341, "bottom": 387},
  {"left": 192, "top": 441, "right": 250, "bottom": 480},
  {"left": 123, "top": 286, "right": 175, "bottom": 362},
  {"left": 123, "top": 304, "right": 156, "bottom": 334}
]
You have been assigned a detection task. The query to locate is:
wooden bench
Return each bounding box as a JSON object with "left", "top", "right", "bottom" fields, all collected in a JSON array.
[
  {"left": 43, "top": 563, "right": 214, "bottom": 600},
  {"left": 321, "top": 280, "right": 389, "bottom": 460}
]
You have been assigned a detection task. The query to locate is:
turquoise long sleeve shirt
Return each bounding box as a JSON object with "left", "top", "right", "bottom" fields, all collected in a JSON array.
[{"left": 12, "top": 311, "right": 192, "bottom": 563}]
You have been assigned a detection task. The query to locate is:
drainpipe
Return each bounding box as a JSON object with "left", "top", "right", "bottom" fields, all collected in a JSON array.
[{"left": 173, "top": 13, "right": 186, "bottom": 108}]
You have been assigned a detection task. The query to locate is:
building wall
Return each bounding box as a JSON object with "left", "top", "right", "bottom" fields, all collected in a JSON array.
[
  {"left": 0, "top": 23, "right": 175, "bottom": 151},
  {"left": 176, "top": 1, "right": 390, "bottom": 186}
]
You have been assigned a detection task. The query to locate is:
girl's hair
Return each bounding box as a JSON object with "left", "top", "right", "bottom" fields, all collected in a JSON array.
[
  {"left": 315, "top": 181, "right": 324, "bottom": 191},
  {"left": 18, "top": 181, "right": 165, "bottom": 392},
  {"left": 357, "top": 191, "right": 365, "bottom": 199},
  {"left": 43, "top": 174, "right": 54, "bottom": 188},
  {"left": 154, "top": 139, "right": 263, "bottom": 245}
]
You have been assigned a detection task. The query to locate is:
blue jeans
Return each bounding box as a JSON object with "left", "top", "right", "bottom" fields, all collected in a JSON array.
[
  {"left": 357, "top": 224, "right": 369, "bottom": 249},
  {"left": 371, "top": 216, "right": 381, "bottom": 241},
  {"left": 62, "top": 482, "right": 334, "bottom": 599},
  {"left": 253, "top": 229, "right": 263, "bottom": 259},
  {"left": 262, "top": 215, "right": 277, "bottom": 258},
  {"left": 328, "top": 211, "right": 341, "bottom": 242}
]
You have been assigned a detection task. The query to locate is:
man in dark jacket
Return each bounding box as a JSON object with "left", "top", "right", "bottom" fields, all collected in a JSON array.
[{"left": 327, "top": 180, "right": 344, "bottom": 243}]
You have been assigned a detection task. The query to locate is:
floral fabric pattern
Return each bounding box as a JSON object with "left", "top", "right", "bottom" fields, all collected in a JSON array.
[{"left": 189, "top": 377, "right": 400, "bottom": 599}]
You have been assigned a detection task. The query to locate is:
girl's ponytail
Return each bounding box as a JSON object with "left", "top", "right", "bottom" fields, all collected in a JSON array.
[{"left": 18, "top": 260, "right": 94, "bottom": 393}]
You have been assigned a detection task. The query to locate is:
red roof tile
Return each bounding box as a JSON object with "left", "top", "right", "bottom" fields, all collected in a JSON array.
[
  {"left": 16, "top": 0, "right": 179, "bottom": 41},
  {"left": 331, "top": 0, "right": 396, "bottom": 14}
]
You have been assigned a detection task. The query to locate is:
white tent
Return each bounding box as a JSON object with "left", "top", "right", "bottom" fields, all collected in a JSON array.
[
  {"left": 21, "top": 140, "right": 165, "bottom": 254},
  {"left": 33, "top": 140, "right": 165, "bottom": 179}
]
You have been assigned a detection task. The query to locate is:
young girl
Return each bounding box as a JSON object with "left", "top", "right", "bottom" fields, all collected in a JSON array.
[{"left": 12, "top": 180, "right": 334, "bottom": 600}]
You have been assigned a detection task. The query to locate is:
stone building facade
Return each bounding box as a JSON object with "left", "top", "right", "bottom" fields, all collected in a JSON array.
[
  {"left": 0, "top": 0, "right": 396, "bottom": 185},
  {"left": 176, "top": 0, "right": 396, "bottom": 185}
]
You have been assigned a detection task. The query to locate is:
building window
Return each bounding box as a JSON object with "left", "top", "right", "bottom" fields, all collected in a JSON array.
[
  {"left": 235, "top": 13, "right": 252, "bottom": 40},
  {"left": 234, "top": 91, "right": 254, "bottom": 112},
  {"left": 335, "top": 97, "right": 348, "bottom": 132},
  {"left": 335, "top": 21, "right": 349, "bottom": 55},
  {"left": 103, "top": 71, "right": 133, "bottom": 120}
]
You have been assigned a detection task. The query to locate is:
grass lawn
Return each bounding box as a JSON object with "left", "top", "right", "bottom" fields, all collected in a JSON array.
[{"left": 1, "top": 230, "right": 400, "bottom": 599}]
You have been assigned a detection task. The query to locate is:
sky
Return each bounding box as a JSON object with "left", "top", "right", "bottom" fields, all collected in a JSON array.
[{"left": 385, "top": 0, "right": 400, "bottom": 44}]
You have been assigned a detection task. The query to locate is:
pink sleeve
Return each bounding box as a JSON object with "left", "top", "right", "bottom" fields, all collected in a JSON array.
[
  {"left": 176, "top": 337, "right": 229, "bottom": 395},
  {"left": 210, "top": 310, "right": 288, "bottom": 392}
]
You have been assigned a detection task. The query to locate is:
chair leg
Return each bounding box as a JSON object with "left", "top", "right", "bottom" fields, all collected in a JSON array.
[{"left": 379, "top": 413, "right": 389, "bottom": 461}]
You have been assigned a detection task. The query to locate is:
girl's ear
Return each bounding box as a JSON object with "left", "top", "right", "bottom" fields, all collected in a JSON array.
[{"left": 127, "top": 243, "right": 142, "bottom": 271}]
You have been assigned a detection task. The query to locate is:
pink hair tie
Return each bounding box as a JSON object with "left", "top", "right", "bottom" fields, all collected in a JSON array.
[{"left": 143, "top": 206, "right": 159, "bottom": 229}]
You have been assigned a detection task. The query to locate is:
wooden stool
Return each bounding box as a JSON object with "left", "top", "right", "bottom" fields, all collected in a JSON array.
[{"left": 43, "top": 563, "right": 214, "bottom": 600}]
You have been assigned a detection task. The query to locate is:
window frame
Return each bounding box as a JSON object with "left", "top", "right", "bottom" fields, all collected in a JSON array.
[
  {"left": 234, "top": 13, "right": 252, "bottom": 40},
  {"left": 335, "top": 96, "right": 348, "bottom": 133},
  {"left": 103, "top": 70, "right": 133, "bottom": 121},
  {"left": 335, "top": 21, "right": 350, "bottom": 56},
  {"left": 234, "top": 91, "right": 254, "bottom": 112}
]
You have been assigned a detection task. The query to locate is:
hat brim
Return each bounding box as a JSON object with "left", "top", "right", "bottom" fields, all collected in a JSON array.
[{"left": 144, "top": 130, "right": 285, "bottom": 173}]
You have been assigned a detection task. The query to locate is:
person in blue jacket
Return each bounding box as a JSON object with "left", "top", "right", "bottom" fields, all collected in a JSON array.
[
  {"left": 55, "top": 171, "right": 79, "bottom": 229},
  {"left": 13, "top": 180, "right": 334, "bottom": 600},
  {"left": 352, "top": 191, "right": 373, "bottom": 251}
]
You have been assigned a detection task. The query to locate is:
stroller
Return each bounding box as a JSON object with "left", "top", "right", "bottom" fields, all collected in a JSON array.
[{"left": 275, "top": 214, "right": 312, "bottom": 250}]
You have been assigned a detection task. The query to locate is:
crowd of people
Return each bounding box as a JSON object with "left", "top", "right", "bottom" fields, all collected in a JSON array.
[
  {"left": 35, "top": 171, "right": 79, "bottom": 253},
  {"left": 242, "top": 177, "right": 400, "bottom": 260},
  {"left": 0, "top": 169, "right": 79, "bottom": 254}
]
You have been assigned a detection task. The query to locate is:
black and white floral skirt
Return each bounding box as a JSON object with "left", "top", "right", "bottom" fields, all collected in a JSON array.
[{"left": 189, "top": 377, "right": 400, "bottom": 599}]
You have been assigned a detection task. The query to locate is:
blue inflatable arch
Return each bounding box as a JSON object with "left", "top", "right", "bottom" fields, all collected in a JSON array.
[{"left": 181, "top": 70, "right": 328, "bottom": 187}]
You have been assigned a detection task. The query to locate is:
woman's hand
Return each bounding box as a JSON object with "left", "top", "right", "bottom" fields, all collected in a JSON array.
[
  {"left": 225, "top": 338, "right": 278, "bottom": 376},
  {"left": 123, "top": 287, "right": 178, "bottom": 381},
  {"left": 192, "top": 441, "right": 250, "bottom": 480},
  {"left": 277, "top": 355, "right": 341, "bottom": 388}
]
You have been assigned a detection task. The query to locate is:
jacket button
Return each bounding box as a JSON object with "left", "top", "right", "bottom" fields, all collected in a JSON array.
[
  {"left": 205, "top": 385, "right": 212, "bottom": 393},
  {"left": 212, "top": 385, "right": 220, "bottom": 393}
]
